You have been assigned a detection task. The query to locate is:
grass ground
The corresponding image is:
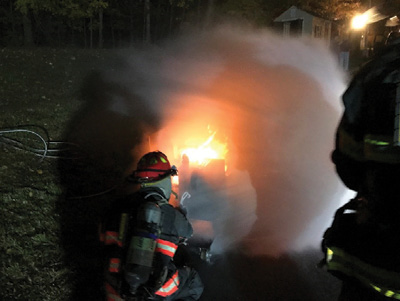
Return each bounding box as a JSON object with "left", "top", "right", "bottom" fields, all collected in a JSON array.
[
  {"left": 0, "top": 46, "right": 358, "bottom": 301},
  {"left": 0, "top": 48, "right": 115, "bottom": 300}
]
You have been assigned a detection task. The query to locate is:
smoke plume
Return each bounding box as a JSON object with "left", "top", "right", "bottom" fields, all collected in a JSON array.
[{"left": 88, "top": 25, "right": 351, "bottom": 256}]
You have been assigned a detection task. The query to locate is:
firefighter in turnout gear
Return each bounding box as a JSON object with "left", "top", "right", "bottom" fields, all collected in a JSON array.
[
  {"left": 100, "top": 151, "right": 204, "bottom": 300},
  {"left": 321, "top": 34, "right": 400, "bottom": 300}
]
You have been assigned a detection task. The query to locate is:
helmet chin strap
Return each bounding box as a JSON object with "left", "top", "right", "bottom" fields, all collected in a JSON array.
[{"left": 171, "top": 190, "right": 178, "bottom": 200}]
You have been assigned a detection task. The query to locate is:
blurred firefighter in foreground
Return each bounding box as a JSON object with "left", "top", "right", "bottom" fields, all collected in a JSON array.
[
  {"left": 100, "top": 151, "right": 204, "bottom": 300},
  {"left": 320, "top": 33, "right": 400, "bottom": 300}
]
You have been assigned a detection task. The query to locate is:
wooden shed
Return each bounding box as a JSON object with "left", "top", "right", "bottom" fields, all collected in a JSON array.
[{"left": 274, "top": 6, "right": 332, "bottom": 43}]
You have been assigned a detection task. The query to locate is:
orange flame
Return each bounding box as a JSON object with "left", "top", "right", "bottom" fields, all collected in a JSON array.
[
  {"left": 180, "top": 131, "right": 228, "bottom": 167},
  {"left": 172, "top": 131, "right": 227, "bottom": 187}
]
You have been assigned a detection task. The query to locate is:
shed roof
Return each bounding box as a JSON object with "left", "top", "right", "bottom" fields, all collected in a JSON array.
[{"left": 274, "top": 5, "right": 327, "bottom": 22}]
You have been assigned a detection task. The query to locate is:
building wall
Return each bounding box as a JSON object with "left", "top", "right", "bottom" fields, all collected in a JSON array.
[
  {"left": 302, "top": 15, "right": 314, "bottom": 36},
  {"left": 312, "top": 18, "right": 331, "bottom": 44},
  {"left": 274, "top": 6, "right": 331, "bottom": 44}
]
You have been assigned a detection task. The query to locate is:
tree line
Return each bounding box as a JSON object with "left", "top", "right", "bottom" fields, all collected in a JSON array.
[{"left": 0, "top": 0, "right": 394, "bottom": 48}]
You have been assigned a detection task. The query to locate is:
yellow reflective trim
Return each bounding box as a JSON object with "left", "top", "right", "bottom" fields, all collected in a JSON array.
[
  {"left": 160, "top": 157, "right": 167, "bottom": 163},
  {"left": 364, "top": 138, "right": 390, "bottom": 146},
  {"left": 327, "top": 248, "right": 333, "bottom": 262},
  {"left": 338, "top": 128, "right": 400, "bottom": 164},
  {"left": 364, "top": 134, "right": 391, "bottom": 146},
  {"left": 371, "top": 285, "right": 400, "bottom": 299},
  {"left": 327, "top": 246, "right": 400, "bottom": 299}
]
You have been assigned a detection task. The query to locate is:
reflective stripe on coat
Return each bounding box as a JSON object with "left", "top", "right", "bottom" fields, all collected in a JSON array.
[{"left": 155, "top": 270, "right": 180, "bottom": 297}]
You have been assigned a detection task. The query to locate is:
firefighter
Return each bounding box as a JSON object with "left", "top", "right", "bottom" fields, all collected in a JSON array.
[
  {"left": 320, "top": 33, "right": 400, "bottom": 300},
  {"left": 100, "top": 151, "right": 204, "bottom": 300}
]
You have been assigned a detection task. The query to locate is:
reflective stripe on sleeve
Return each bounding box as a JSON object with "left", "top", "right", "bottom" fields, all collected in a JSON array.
[
  {"left": 108, "top": 258, "right": 120, "bottom": 273},
  {"left": 155, "top": 238, "right": 178, "bottom": 257},
  {"left": 105, "top": 282, "right": 124, "bottom": 301},
  {"left": 104, "top": 231, "right": 122, "bottom": 247},
  {"left": 155, "top": 270, "right": 180, "bottom": 297}
]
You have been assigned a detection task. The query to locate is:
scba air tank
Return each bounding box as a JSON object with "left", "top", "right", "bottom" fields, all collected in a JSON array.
[{"left": 125, "top": 201, "right": 162, "bottom": 294}]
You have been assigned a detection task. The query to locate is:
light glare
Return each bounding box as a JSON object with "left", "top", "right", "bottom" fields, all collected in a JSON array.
[{"left": 352, "top": 14, "right": 368, "bottom": 29}]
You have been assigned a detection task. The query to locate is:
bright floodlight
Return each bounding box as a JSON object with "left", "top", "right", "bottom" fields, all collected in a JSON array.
[{"left": 352, "top": 13, "right": 368, "bottom": 29}]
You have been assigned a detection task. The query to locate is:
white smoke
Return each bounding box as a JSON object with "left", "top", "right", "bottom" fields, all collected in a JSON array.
[{"left": 101, "top": 24, "right": 351, "bottom": 256}]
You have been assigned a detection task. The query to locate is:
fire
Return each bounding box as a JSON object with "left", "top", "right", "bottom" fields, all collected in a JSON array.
[
  {"left": 171, "top": 130, "right": 228, "bottom": 188},
  {"left": 179, "top": 131, "right": 228, "bottom": 167}
]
